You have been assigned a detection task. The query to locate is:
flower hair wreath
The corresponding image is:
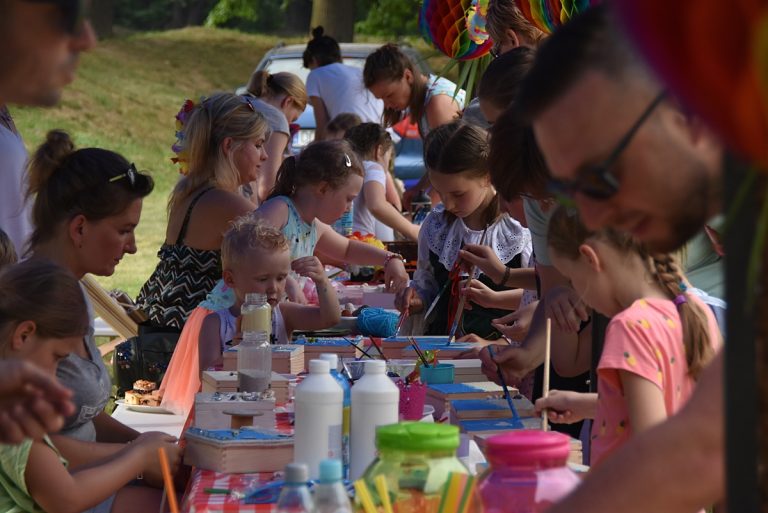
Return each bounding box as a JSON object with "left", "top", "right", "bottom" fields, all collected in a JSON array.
[{"left": 170, "top": 98, "right": 198, "bottom": 176}]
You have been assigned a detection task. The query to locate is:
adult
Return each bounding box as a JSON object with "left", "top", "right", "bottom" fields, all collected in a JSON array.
[
  {"left": 0, "top": 106, "right": 31, "bottom": 256},
  {"left": 510, "top": 6, "right": 725, "bottom": 511},
  {"left": 364, "top": 43, "right": 465, "bottom": 209},
  {"left": 136, "top": 93, "right": 269, "bottom": 330},
  {"left": 303, "top": 26, "right": 383, "bottom": 141},
  {"left": 243, "top": 71, "right": 308, "bottom": 203},
  {"left": 0, "top": 0, "right": 97, "bottom": 444}
]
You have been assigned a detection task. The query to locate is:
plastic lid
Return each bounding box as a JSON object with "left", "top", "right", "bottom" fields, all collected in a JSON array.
[
  {"left": 485, "top": 431, "right": 571, "bottom": 468},
  {"left": 308, "top": 359, "right": 331, "bottom": 374},
  {"left": 376, "top": 422, "right": 460, "bottom": 452},
  {"left": 284, "top": 463, "right": 309, "bottom": 483},
  {"left": 319, "top": 354, "right": 339, "bottom": 371},
  {"left": 244, "top": 293, "right": 267, "bottom": 304},
  {"left": 364, "top": 360, "right": 386, "bottom": 375},
  {"left": 318, "top": 459, "right": 342, "bottom": 483}
]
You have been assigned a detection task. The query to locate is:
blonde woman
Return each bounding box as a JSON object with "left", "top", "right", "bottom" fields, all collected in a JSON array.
[
  {"left": 245, "top": 71, "right": 308, "bottom": 202},
  {"left": 137, "top": 92, "right": 269, "bottom": 329}
]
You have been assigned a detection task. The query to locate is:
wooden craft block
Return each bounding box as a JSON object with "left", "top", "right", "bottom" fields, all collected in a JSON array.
[
  {"left": 449, "top": 397, "right": 536, "bottom": 422},
  {"left": 384, "top": 336, "right": 478, "bottom": 360},
  {"left": 193, "top": 392, "right": 276, "bottom": 430},
  {"left": 444, "top": 359, "right": 487, "bottom": 383},
  {"left": 271, "top": 345, "right": 305, "bottom": 374},
  {"left": 293, "top": 338, "right": 361, "bottom": 369},
  {"left": 184, "top": 428, "right": 294, "bottom": 473},
  {"left": 222, "top": 347, "right": 237, "bottom": 371},
  {"left": 425, "top": 382, "right": 509, "bottom": 418},
  {"left": 201, "top": 371, "right": 239, "bottom": 393}
]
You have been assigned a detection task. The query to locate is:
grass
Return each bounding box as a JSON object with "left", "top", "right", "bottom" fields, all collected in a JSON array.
[{"left": 11, "top": 27, "right": 451, "bottom": 297}]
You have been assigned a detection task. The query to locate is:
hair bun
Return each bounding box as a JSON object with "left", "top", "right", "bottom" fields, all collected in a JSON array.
[
  {"left": 26, "top": 129, "right": 75, "bottom": 196},
  {"left": 43, "top": 130, "right": 75, "bottom": 167},
  {"left": 311, "top": 26, "right": 325, "bottom": 39}
]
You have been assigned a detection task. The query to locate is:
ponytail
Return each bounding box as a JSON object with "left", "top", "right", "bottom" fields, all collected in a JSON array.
[
  {"left": 270, "top": 155, "right": 299, "bottom": 198},
  {"left": 649, "top": 254, "right": 714, "bottom": 380}
]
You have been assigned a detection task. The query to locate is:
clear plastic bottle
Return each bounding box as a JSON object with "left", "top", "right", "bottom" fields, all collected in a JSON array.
[
  {"left": 313, "top": 459, "right": 352, "bottom": 513},
  {"left": 276, "top": 463, "right": 314, "bottom": 513},
  {"left": 241, "top": 292, "right": 272, "bottom": 336},
  {"left": 237, "top": 331, "right": 271, "bottom": 393},
  {"left": 477, "top": 431, "right": 580, "bottom": 513},
  {"left": 320, "top": 354, "right": 351, "bottom": 479}
]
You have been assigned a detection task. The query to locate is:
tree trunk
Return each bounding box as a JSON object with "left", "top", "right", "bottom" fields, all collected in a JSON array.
[
  {"left": 285, "top": 0, "right": 313, "bottom": 34},
  {"left": 90, "top": 0, "right": 115, "bottom": 38},
  {"left": 310, "top": 0, "right": 356, "bottom": 42}
]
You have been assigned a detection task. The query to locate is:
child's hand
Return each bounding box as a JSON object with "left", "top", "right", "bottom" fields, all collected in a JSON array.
[
  {"left": 458, "top": 244, "right": 506, "bottom": 284},
  {"left": 491, "top": 301, "right": 538, "bottom": 341},
  {"left": 545, "top": 286, "right": 589, "bottom": 333},
  {"left": 461, "top": 279, "right": 497, "bottom": 309},
  {"left": 383, "top": 257, "right": 409, "bottom": 293},
  {"left": 291, "top": 256, "right": 327, "bottom": 284},
  {"left": 395, "top": 287, "right": 423, "bottom": 314},
  {"left": 134, "top": 432, "right": 182, "bottom": 476},
  {"left": 534, "top": 390, "right": 596, "bottom": 424},
  {"left": 456, "top": 333, "right": 487, "bottom": 344},
  {"left": 286, "top": 275, "right": 308, "bottom": 304}
]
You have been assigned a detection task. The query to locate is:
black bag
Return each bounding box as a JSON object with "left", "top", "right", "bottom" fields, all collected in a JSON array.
[{"left": 113, "top": 324, "right": 180, "bottom": 396}]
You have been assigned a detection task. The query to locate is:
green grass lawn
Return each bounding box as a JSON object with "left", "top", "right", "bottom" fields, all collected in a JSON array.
[{"left": 11, "top": 27, "right": 449, "bottom": 298}]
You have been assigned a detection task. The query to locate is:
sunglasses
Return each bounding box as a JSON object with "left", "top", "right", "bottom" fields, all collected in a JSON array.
[
  {"left": 547, "top": 91, "right": 667, "bottom": 201},
  {"left": 108, "top": 163, "right": 138, "bottom": 187},
  {"left": 24, "top": 0, "right": 91, "bottom": 35}
]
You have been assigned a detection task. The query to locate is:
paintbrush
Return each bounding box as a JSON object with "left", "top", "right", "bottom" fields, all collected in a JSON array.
[
  {"left": 487, "top": 345, "right": 524, "bottom": 429},
  {"left": 447, "top": 225, "right": 489, "bottom": 344},
  {"left": 394, "top": 307, "right": 409, "bottom": 337},
  {"left": 409, "top": 337, "right": 430, "bottom": 367},
  {"left": 343, "top": 337, "right": 376, "bottom": 360}
]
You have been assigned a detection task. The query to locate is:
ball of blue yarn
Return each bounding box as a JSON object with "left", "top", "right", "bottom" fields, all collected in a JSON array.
[{"left": 356, "top": 307, "right": 399, "bottom": 337}]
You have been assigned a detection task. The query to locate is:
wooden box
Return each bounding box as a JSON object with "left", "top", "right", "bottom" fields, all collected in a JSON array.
[
  {"left": 193, "top": 392, "right": 276, "bottom": 430},
  {"left": 449, "top": 397, "right": 536, "bottom": 422},
  {"left": 201, "top": 371, "right": 238, "bottom": 393},
  {"left": 425, "top": 382, "right": 508, "bottom": 418},
  {"left": 222, "top": 345, "right": 305, "bottom": 374},
  {"left": 293, "top": 338, "right": 360, "bottom": 369},
  {"left": 184, "top": 428, "right": 294, "bottom": 474}
]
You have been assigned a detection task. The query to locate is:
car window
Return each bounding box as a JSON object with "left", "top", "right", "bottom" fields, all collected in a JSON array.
[{"left": 264, "top": 57, "right": 369, "bottom": 84}]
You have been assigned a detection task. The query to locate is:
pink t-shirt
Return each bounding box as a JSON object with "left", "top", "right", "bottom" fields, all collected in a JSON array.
[{"left": 590, "top": 296, "right": 721, "bottom": 466}]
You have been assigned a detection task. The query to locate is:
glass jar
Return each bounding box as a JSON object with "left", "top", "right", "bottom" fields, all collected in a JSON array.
[
  {"left": 357, "top": 423, "right": 470, "bottom": 513},
  {"left": 237, "top": 331, "right": 271, "bottom": 393},
  {"left": 478, "top": 431, "right": 580, "bottom": 513},
  {"left": 241, "top": 292, "right": 271, "bottom": 337}
]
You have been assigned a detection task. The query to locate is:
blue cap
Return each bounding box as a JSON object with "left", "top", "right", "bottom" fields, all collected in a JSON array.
[{"left": 318, "top": 459, "right": 342, "bottom": 482}]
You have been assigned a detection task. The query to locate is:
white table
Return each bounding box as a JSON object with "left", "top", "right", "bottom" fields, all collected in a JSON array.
[{"left": 111, "top": 404, "right": 188, "bottom": 438}]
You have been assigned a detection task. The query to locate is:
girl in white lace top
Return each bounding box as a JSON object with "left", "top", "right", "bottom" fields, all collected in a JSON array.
[{"left": 395, "top": 122, "right": 532, "bottom": 339}]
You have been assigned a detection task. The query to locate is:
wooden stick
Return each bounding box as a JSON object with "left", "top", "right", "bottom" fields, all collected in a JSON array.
[
  {"left": 157, "top": 447, "right": 179, "bottom": 513},
  {"left": 542, "top": 317, "right": 552, "bottom": 431}
]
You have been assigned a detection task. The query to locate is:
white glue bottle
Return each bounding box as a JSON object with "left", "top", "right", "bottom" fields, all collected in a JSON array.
[
  {"left": 294, "top": 359, "right": 343, "bottom": 479},
  {"left": 350, "top": 360, "right": 400, "bottom": 480}
]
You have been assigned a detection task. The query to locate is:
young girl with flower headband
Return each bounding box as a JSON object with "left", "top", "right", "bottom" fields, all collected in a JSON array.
[
  {"left": 137, "top": 92, "right": 270, "bottom": 330},
  {"left": 395, "top": 121, "right": 531, "bottom": 340},
  {"left": 534, "top": 207, "right": 721, "bottom": 467},
  {"left": 0, "top": 259, "right": 182, "bottom": 513}
]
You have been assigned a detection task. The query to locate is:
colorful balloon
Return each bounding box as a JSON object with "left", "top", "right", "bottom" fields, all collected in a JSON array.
[
  {"left": 514, "top": 0, "right": 600, "bottom": 34},
  {"left": 420, "top": 0, "right": 492, "bottom": 61}
]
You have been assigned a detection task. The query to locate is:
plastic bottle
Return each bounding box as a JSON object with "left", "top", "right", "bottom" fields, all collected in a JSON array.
[
  {"left": 350, "top": 360, "right": 399, "bottom": 480},
  {"left": 294, "top": 359, "right": 344, "bottom": 479},
  {"left": 237, "top": 331, "right": 271, "bottom": 393},
  {"left": 241, "top": 292, "right": 272, "bottom": 336},
  {"left": 313, "top": 459, "right": 352, "bottom": 513},
  {"left": 275, "top": 463, "right": 314, "bottom": 513},
  {"left": 478, "top": 431, "right": 580, "bottom": 513},
  {"left": 320, "top": 354, "right": 351, "bottom": 479}
]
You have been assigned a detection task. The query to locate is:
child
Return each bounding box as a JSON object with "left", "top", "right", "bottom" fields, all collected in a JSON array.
[
  {"left": 395, "top": 121, "right": 531, "bottom": 340},
  {"left": 535, "top": 207, "right": 721, "bottom": 466},
  {"left": 0, "top": 259, "right": 181, "bottom": 513},
  {"left": 345, "top": 123, "right": 419, "bottom": 242},
  {"left": 0, "top": 229, "right": 17, "bottom": 270},
  {"left": 326, "top": 113, "right": 362, "bottom": 141},
  {"left": 258, "top": 139, "right": 409, "bottom": 293},
  {"left": 198, "top": 216, "right": 341, "bottom": 371}
]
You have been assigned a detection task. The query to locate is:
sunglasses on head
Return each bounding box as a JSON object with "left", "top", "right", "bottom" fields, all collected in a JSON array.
[
  {"left": 24, "top": 0, "right": 90, "bottom": 35},
  {"left": 108, "top": 163, "right": 138, "bottom": 187},
  {"left": 547, "top": 91, "right": 667, "bottom": 201}
]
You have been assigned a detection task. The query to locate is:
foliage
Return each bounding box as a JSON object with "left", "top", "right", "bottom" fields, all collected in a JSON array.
[
  {"left": 356, "top": 0, "right": 421, "bottom": 37},
  {"left": 115, "top": 0, "right": 177, "bottom": 30},
  {"left": 205, "top": 0, "right": 285, "bottom": 32}
]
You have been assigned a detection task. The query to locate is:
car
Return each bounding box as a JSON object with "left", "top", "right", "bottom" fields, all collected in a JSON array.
[{"left": 237, "top": 43, "right": 431, "bottom": 189}]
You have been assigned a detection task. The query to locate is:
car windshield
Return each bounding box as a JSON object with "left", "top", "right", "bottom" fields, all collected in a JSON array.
[{"left": 264, "top": 57, "right": 368, "bottom": 84}]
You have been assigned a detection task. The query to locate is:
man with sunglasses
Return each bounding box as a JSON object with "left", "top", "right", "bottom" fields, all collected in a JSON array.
[
  {"left": 509, "top": 5, "right": 725, "bottom": 513},
  {"left": 0, "top": 0, "right": 96, "bottom": 446}
]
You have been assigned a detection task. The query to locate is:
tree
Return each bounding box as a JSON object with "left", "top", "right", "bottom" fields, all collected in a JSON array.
[
  {"left": 310, "top": 0, "right": 356, "bottom": 42},
  {"left": 91, "top": 0, "right": 116, "bottom": 37}
]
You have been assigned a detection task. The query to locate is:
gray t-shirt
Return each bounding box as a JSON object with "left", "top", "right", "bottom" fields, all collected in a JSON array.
[
  {"left": 246, "top": 97, "right": 289, "bottom": 136},
  {"left": 523, "top": 198, "right": 555, "bottom": 266}
]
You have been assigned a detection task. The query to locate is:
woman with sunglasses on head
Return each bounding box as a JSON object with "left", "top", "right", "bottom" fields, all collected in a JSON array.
[
  {"left": 136, "top": 92, "right": 269, "bottom": 330},
  {"left": 243, "top": 71, "right": 308, "bottom": 204}
]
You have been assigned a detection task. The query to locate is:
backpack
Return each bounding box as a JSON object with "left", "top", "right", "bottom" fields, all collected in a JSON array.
[{"left": 113, "top": 324, "right": 180, "bottom": 396}]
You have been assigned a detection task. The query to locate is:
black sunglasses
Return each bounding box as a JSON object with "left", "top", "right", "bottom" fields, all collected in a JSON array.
[
  {"left": 108, "top": 163, "right": 138, "bottom": 187},
  {"left": 547, "top": 91, "right": 667, "bottom": 201},
  {"left": 24, "top": 0, "right": 90, "bottom": 35}
]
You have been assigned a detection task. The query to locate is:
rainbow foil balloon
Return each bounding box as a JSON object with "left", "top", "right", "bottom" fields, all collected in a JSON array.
[
  {"left": 514, "top": 0, "right": 600, "bottom": 34},
  {"left": 420, "top": 0, "right": 492, "bottom": 60}
]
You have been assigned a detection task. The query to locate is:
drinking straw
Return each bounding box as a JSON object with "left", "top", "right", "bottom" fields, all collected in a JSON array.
[
  {"left": 354, "top": 479, "right": 378, "bottom": 513},
  {"left": 437, "top": 472, "right": 464, "bottom": 513},
  {"left": 487, "top": 346, "right": 523, "bottom": 429},
  {"left": 157, "top": 447, "right": 179, "bottom": 513},
  {"left": 344, "top": 337, "right": 376, "bottom": 360},
  {"left": 542, "top": 318, "right": 552, "bottom": 431},
  {"left": 448, "top": 226, "right": 489, "bottom": 344},
  {"left": 457, "top": 475, "right": 477, "bottom": 513},
  {"left": 374, "top": 475, "right": 394, "bottom": 513}
]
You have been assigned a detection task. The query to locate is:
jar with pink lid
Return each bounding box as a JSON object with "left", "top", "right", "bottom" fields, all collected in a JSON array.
[{"left": 478, "top": 431, "right": 581, "bottom": 513}]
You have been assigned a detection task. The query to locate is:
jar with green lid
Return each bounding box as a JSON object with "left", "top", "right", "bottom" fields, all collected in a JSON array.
[{"left": 357, "top": 422, "right": 472, "bottom": 513}]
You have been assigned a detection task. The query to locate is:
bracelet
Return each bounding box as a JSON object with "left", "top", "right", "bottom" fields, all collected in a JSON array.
[
  {"left": 383, "top": 253, "right": 404, "bottom": 267},
  {"left": 499, "top": 266, "right": 511, "bottom": 287}
]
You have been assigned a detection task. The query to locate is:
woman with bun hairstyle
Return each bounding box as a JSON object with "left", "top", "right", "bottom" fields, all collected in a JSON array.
[
  {"left": 244, "top": 71, "right": 308, "bottom": 203},
  {"left": 303, "top": 26, "right": 383, "bottom": 140},
  {"left": 137, "top": 92, "right": 269, "bottom": 330},
  {"left": 24, "top": 129, "right": 155, "bottom": 446}
]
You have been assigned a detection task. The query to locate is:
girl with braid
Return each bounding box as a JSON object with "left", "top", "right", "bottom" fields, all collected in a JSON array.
[{"left": 534, "top": 207, "right": 720, "bottom": 467}]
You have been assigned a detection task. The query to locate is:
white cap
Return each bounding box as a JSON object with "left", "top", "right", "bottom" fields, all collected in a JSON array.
[
  {"left": 309, "top": 359, "right": 331, "bottom": 374},
  {"left": 364, "top": 360, "right": 386, "bottom": 375},
  {"left": 319, "top": 354, "right": 339, "bottom": 371}
]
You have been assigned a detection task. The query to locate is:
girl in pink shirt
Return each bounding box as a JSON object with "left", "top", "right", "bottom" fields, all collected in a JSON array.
[{"left": 535, "top": 207, "right": 721, "bottom": 466}]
